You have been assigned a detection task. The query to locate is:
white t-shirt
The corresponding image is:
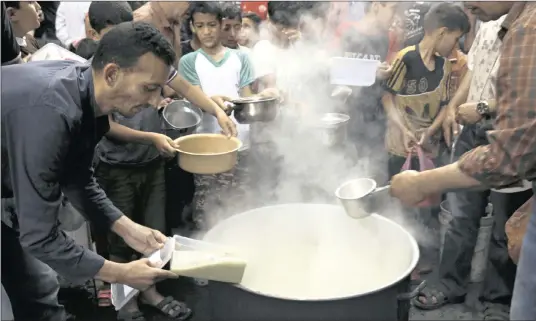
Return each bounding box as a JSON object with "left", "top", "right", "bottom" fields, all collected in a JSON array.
[{"left": 178, "top": 48, "right": 255, "bottom": 150}]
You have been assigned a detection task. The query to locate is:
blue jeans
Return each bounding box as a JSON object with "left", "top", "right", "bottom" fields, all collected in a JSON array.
[{"left": 510, "top": 196, "right": 536, "bottom": 320}]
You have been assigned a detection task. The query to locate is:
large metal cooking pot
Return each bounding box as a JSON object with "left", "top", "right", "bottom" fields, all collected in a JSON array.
[
  {"left": 227, "top": 97, "right": 279, "bottom": 124},
  {"left": 161, "top": 100, "right": 202, "bottom": 140},
  {"left": 199, "top": 203, "right": 423, "bottom": 321},
  {"left": 175, "top": 134, "right": 242, "bottom": 174},
  {"left": 316, "top": 113, "right": 350, "bottom": 147}
]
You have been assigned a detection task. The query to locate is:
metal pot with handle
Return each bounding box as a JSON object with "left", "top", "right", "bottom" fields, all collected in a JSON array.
[
  {"left": 196, "top": 203, "right": 424, "bottom": 321},
  {"left": 161, "top": 100, "right": 203, "bottom": 140},
  {"left": 225, "top": 97, "right": 279, "bottom": 124}
]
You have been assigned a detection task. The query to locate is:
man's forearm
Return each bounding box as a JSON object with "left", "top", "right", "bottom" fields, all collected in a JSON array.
[
  {"left": 415, "top": 162, "right": 484, "bottom": 195},
  {"left": 106, "top": 121, "right": 158, "bottom": 145}
]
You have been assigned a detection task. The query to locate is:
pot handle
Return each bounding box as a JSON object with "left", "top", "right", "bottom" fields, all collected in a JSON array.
[
  {"left": 397, "top": 280, "right": 426, "bottom": 301},
  {"left": 223, "top": 101, "right": 236, "bottom": 116}
]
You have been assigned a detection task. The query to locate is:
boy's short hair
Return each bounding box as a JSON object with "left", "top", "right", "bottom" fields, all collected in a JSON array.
[
  {"left": 243, "top": 12, "right": 262, "bottom": 31},
  {"left": 75, "top": 38, "right": 99, "bottom": 60},
  {"left": 189, "top": 2, "right": 223, "bottom": 23},
  {"left": 88, "top": 1, "right": 133, "bottom": 34},
  {"left": 221, "top": 3, "right": 242, "bottom": 22},
  {"left": 423, "top": 3, "right": 470, "bottom": 34},
  {"left": 267, "top": 1, "right": 324, "bottom": 28}
]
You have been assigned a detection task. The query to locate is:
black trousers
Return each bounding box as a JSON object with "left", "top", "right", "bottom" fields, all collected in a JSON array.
[
  {"left": 95, "top": 159, "right": 166, "bottom": 261},
  {"left": 439, "top": 125, "right": 533, "bottom": 300},
  {"left": 1, "top": 222, "right": 66, "bottom": 321}
]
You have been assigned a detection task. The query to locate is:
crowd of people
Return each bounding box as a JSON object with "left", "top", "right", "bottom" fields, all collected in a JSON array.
[{"left": 1, "top": 1, "right": 536, "bottom": 321}]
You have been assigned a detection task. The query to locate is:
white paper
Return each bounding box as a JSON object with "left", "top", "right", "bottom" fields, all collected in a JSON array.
[{"left": 330, "top": 57, "right": 380, "bottom": 87}]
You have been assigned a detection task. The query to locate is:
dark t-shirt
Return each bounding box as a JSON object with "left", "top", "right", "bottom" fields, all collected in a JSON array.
[
  {"left": 402, "top": 2, "right": 431, "bottom": 47},
  {"left": 1, "top": 3, "right": 21, "bottom": 65},
  {"left": 340, "top": 27, "right": 390, "bottom": 141}
]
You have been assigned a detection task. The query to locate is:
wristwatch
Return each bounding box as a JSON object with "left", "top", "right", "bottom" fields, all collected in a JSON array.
[{"left": 476, "top": 100, "right": 491, "bottom": 117}]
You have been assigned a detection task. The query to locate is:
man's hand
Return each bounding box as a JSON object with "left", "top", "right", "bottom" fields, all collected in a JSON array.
[
  {"left": 376, "top": 62, "right": 393, "bottom": 81},
  {"left": 442, "top": 105, "right": 459, "bottom": 147},
  {"left": 390, "top": 170, "right": 428, "bottom": 206},
  {"left": 456, "top": 102, "right": 482, "bottom": 125},
  {"left": 417, "top": 128, "right": 431, "bottom": 147},
  {"left": 119, "top": 220, "right": 169, "bottom": 256},
  {"left": 116, "top": 259, "right": 178, "bottom": 291},
  {"left": 150, "top": 133, "right": 180, "bottom": 158}
]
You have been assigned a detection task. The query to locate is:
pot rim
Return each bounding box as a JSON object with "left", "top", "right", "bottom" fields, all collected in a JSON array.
[
  {"left": 232, "top": 96, "right": 278, "bottom": 104},
  {"left": 316, "top": 113, "right": 350, "bottom": 128},
  {"left": 203, "top": 203, "right": 420, "bottom": 302},
  {"left": 175, "top": 134, "right": 243, "bottom": 156},
  {"left": 335, "top": 178, "right": 377, "bottom": 201},
  {"left": 162, "top": 100, "right": 202, "bottom": 130}
]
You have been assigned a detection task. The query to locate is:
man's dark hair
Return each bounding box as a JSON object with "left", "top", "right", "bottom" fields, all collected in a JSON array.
[
  {"left": 91, "top": 21, "right": 176, "bottom": 71},
  {"left": 3, "top": 2, "right": 20, "bottom": 9},
  {"left": 89, "top": 1, "right": 133, "bottom": 34},
  {"left": 243, "top": 12, "right": 262, "bottom": 31},
  {"left": 423, "top": 3, "right": 470, "bottom": 34},
  {"left": 75, "top": 38, "right": 99, "bottom": 60},
  {"left": 189, "top": 2, "right": 223, "bottom": 23},
  {"left": 222, "top": 4, "right": 242, "bottom": 22}
]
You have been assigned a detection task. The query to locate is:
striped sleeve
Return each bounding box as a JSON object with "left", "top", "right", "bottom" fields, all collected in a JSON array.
[{"left": 383, "top": 50, "right": 408, "bottom": 94}]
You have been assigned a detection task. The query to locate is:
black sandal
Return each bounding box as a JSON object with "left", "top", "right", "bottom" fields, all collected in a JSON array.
[
  {"left": 117, "top": 310, "right": 146, "bottom": 321},
  {"left": 412, "top": 287, "right": 460, "bottom": 310},
  {"left": 141, "top": 296, "right": 192, "bottom": 320},
  {"left": 482, "top": 303, "right": 510, "bottom": 320}
]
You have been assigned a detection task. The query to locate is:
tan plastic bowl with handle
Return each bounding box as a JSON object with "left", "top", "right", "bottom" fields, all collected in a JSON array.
[{"left": 175, "top": 134, "right": 243, "bottom": 174}]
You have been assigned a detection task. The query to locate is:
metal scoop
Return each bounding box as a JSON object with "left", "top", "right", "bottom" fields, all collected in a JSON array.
[{"left": 335, "top": 178, "right": 391, "bottom": 219}]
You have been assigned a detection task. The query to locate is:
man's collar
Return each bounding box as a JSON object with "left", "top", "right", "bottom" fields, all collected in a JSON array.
[{"left": 498, "top": 2, "right": 526, "bottom": 40}]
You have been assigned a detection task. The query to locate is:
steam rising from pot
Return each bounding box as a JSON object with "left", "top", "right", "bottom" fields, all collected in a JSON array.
[{"left": 195, "top": 8, "right": 436, "bottom": 251}]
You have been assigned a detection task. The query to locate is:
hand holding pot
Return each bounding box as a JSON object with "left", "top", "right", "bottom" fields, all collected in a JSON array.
[
  {"left": 118, "top": 218, "right": 169, "bottom": 256},
  {"left": 390, "top": 170, "right": 428, "bottom": 206},
  {"left": 117, "top": 258, "right": 178, "bottom": 291},
  {"left": 376, "top": 62, "right": 393, "bottom": 81},
  {"left": 150, "top": 133, "right": 180, "bottom": 158}
]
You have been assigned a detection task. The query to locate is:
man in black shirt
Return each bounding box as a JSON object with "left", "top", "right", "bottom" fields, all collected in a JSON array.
[
  {"left": 1, "top": 2, "right": 21, "bottom": 65},
  {"left": 1, "top": 22, "right": 178, "bottom": 321}
]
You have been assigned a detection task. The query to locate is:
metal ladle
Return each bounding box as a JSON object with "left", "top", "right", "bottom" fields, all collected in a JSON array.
[{"left": 335, "top": 178, "right": 391, "bottom": 219}]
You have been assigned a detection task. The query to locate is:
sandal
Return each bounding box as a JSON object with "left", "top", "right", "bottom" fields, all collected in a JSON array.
[
  {"left": 97, "top": 288, "right": 112, "bottom": 307},
  {"left": 117, "top": 310, "right": 146, "bottom": 321},
  {"left": 482, "top": 303, "right": 510, "bottom": 320},
  {"left": 412, "top": 287, "right": 461, "bottom": 310},
  {"left": 140, "top": 296, "right": 192, "bottom": 320}
]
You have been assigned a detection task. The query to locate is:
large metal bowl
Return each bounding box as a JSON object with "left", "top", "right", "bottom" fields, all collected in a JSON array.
[
  {"left": 230, "top": 96, "right": 279, "bottom": 124},
  {"left": 161, "top": 100, "right": 203, "bottom": 139}
]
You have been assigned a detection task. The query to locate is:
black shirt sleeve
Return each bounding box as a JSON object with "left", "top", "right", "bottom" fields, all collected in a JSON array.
[
  {"left": 4, "top": 105, "right": 105, "bottom": 282},
  {"left": 1, "top": 3, "right": 21, "bottom": 65}
]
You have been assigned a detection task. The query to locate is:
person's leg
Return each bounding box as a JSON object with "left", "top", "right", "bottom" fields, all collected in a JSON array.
[
  {"left": 95, "top": 163, "right": 139, "bottom": 319},
  {"left": 414, "top": 126, "right": 488, "bottom": 309},
  {"left": 483, "top": 190, "right": 533, "bottom": 304},
  {"left": 138, "top": 161, "right": 192, "bottom": 320},
  {"left": 1, "top": 222, "right": 67, "bottom": 321},
  {"left": 510, "top": 197, "right": 536, "bottom": 320}
]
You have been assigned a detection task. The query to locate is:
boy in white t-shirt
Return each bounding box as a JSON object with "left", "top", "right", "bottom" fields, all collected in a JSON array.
[{"left": 178, "top": 2, "right": 255, "bottom": 227}]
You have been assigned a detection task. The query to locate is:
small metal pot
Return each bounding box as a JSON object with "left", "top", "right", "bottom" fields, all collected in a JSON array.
[
  {"left": 228, "top": 97, "right": 279, "bottom": 124},
  {"left": 161, "top": 100, "right": 202, "bottom": 140},
  {"left": 335, "top": 178, "right": 390, "bottom": 219},
  {"left": 317, "top": 113, "right": 350, "bottom": 147},
  {"left": 175, "top": 134, "right": 242, "bottom": 175}
]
